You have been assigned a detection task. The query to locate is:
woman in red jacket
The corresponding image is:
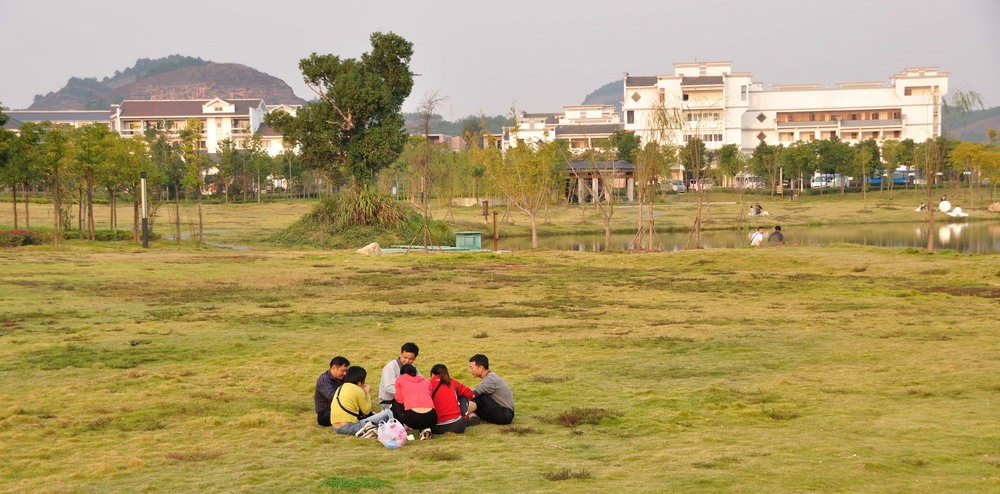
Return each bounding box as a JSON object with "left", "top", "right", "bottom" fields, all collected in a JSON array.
[
  {"left": 392, "top": 364, "right": 437, "bottom": 439},
  {"left": 428, "top": 364, "right": 478, "bottom": 434}
]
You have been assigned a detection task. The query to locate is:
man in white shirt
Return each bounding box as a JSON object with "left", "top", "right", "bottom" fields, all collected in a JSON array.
[{"left": 749, "top": 226, "right": 765, "bottom": 246}]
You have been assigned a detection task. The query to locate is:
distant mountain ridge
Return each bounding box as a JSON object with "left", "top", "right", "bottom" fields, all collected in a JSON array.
[{"left": 28, "top": 55, "right": 307, "bottom": 110}]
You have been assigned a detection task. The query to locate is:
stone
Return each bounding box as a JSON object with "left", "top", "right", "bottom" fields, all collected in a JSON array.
[{"left": 356, "top": 243, "right": 382, "bottom": 256}]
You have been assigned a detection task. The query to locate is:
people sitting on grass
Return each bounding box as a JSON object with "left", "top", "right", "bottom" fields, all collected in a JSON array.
[
  {"left": 330, "top": 366, "right": 394, "bottom": 438},
  {"left": 379, "top": 342, "right": 420, "bottom": 411},
  {"left": 314, "top": 356, "right": 350, "bottom": 427},
  {"left": 749, "top": 226, "right": 765, "bottom": 247},
  {"left": 749, "top": 203, "right": 769, "bottom": 216},
  {"left": 915, "top": 202, "right": 927, "bottom": 212},
  {"left": 468, "top": 354, "right": 515, "bottom": 425},
  {"left": 428, "top": 364, "right": 478, "bottom": 434},
  {"left": 392, "top": 364, "right": 437, "bottom": 440}
]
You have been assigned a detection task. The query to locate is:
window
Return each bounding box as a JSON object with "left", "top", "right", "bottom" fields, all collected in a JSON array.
[
  {"left": 871, "top": 112, "right": 879, "bottom": 120},
  {"left": 626, "top": 111, "right": 634, "bottom": 124},
  {"left": 850, "top": 113, "right": 857, "bottom": 120},
  {"left": 904, "top": 88, "right": 912, "bottom": 96},
  {"left": 682, "top": 93, "right": 689, "bottom": 101},
  {"left": 214, "top": 106, "right": 222, "bottom": 112},
  {"left": 659, "top": 91, "right": 665, "bottom": 103},
  {"left": 891, "top": 111, "right": 900, "bottom": 119},
  {"left": 741, "top": 85, "right": 748, "bottom": 101}
]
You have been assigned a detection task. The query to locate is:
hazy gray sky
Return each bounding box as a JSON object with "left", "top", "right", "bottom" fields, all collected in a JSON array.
[{"left": 1, "top": 0, "right": 997, "bottom": 117}]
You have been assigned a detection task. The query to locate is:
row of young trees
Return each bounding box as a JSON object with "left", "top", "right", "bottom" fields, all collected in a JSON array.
[{"left": 0, "top": 109, "right": 325, "bottom": 245}]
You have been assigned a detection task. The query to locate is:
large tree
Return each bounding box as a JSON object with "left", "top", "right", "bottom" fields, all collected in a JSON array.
[{"left": 266, "top": 32, "right": 414, "bottom": 188}]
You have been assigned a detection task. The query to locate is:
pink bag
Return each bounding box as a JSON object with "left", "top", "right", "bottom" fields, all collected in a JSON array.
[{"left": 377, "top": 419, "right": 408, "bottom": 449}]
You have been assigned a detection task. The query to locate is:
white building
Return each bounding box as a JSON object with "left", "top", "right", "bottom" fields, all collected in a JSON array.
[
  {"left": 502, "top": 104, "right": 623, "bottom": 153},
  {"left": 110, "top": 98, "right": 295, "bottom": 156},
  {"left": 623, "top": 62, "right": 948, "bottom": 152}
]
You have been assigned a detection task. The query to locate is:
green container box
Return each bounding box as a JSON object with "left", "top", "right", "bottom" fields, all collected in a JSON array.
[{"left": 455, "top": 231, "right": 482, "bottom": 250}]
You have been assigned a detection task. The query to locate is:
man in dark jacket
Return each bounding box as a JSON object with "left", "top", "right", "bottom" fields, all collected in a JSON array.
[{"left": 315, "top": 356, "right": 350, "bottom": 427}]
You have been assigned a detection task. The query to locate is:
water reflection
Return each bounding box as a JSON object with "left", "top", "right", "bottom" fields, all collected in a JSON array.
[{"left": 495, "top": 222, "right": 1000, "bottom": 254}]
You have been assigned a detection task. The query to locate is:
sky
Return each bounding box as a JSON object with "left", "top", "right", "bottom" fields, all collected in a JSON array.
[{"left": 1, "top": 0, "right": 998, "bottom": 118}]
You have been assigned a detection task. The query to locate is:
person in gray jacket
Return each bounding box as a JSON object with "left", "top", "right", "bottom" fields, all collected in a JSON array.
[
  {"left": 467, "top": 353, "right": 514, "bottom": 424},
  {"left": 378, "top": 342, "right": 420, "bottom": 410}
]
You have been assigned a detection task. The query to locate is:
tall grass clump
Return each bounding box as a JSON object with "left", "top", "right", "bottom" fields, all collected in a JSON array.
[{"left": 270, "top": 186, "right": 452, "bottom": 248}]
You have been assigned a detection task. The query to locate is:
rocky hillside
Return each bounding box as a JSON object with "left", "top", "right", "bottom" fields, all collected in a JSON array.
[{"left": 29, "top": 56, "right": 307, "bottom": 110}]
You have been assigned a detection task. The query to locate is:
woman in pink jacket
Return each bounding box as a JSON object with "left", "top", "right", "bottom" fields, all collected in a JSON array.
[{"left": 392, "top": 364, "right": 437, "bottom": 439}]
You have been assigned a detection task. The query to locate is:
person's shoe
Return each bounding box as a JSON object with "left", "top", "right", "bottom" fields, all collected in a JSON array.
[
  {"left": 467, "top": 414, "right": 481, "bottom": 426},
  {"left": 419, "top": 428, "right": 432, "bottom": 440},
  {"left": 355, "top": 422, "right": 377, "bottom": 438}
]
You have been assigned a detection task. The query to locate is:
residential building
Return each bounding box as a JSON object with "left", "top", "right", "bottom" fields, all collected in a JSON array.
[
  {"left": 110, "top": 97, "right": 294, "bottom": 156},
  {"left": 1, "top": 110, "right": 111, "bottom": 134},
  {"left": 622, "top": 62, "right": 948, "bottom": 152},
  {"left": 502, "top": 104, "right": 624, "bottom": 152}
]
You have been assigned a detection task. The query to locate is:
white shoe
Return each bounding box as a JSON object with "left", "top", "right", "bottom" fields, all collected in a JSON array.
[{"left": 355, "top": 422, "right": 377, "bottom": 438}]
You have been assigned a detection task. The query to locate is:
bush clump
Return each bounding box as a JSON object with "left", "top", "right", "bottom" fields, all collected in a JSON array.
[
  {"left": 271, "top": 186, "right": 453, "bottom": 249},
  {"left": 0, "top": 230, "right": 44, "bottom": 247}
]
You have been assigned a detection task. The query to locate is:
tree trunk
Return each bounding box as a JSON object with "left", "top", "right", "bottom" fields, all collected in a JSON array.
[
  {"left": 87, "top": 185, "right": 95, "bottom": 240},
  {"left": 197, "top": 190, "right": 204, "bottom": 244},
  {"left": 52, "top": 173, "right": 61, "bottom": 247},
  {"left": 11, "top": 186, "right": 18, "bottom": 229},
  {"left": 174, "top": 180, "right": 182, "bottom": 243},
  {"left": 133, "top": 196, "right": 140, "bottom": 242},
  {"left": 528, "top": 211, "right": 538, "bottom": 248},
  {"left": 23, "top": 182, "right": 30, "bottom": 230}
]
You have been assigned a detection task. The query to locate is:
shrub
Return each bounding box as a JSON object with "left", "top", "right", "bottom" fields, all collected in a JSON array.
[
  {"left": 0, "top": 230, "right": 43, "bottom": 247},
  {"left": 272, "top": 186, "right": 453, "bottom": 249}
]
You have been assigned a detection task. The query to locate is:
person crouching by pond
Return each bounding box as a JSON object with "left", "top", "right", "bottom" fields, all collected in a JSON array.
[
  {"left": 392, "top": 364, "right": 437, "bottom": 440},
  {"left": 428, "top": 364, "right": 478, "bottom": 434},
  {"left": 330, "top": 366, "right": 394, "bottom": 438},
  {"left": 468, "top": 354, "right": 515, "bottom": 425},
  {"left": 315, "top": 356, "right": 350, "bottom": 427}
]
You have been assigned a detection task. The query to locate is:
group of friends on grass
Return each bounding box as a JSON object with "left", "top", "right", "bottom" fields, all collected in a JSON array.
[{"left": 313, "top": 342, "right": 515, "bottom": 440}]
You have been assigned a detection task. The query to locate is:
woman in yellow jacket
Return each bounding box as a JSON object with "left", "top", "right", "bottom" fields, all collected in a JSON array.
[{"left": 331, "top": 366, "right": 394, "bottom": 438}]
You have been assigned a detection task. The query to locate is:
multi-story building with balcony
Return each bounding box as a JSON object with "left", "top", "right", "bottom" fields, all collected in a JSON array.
[
  {"left": 110, "top": 97, "right": 293, "bottom": 156},
  {"left": 502, "top": 104, "right": 624, "bottom": 153},
  {"left": 623, "top": 62, "right": 948, "bottom": 152}
]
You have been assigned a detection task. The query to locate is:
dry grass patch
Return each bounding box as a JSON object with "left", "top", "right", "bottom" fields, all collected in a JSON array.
[{"left": 541, "top": 467, "right": 592, "bottom": 481}]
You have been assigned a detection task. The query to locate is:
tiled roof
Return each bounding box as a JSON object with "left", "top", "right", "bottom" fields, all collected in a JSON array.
[
  {"left": 522, "top": 112, "right": 560, "bottom": 124},
  {"left": 2, "top": 116, "right": 24, "bottom": 130},
  {"left": 554, "top": 123, "right": 623, "bottom": 136},
  {"left": 118, "top": 99, "right": 263, "bottom": 118},
  {"left": 626, "top": 76, "right": 657, "bottom": 87},
  {"left": 255, "top": 122, "right": 282, "bottom": 137},
  {"left": 4, "top": 110, "right": 111, "bottom": 122},
  {"left": 681, "top": 76, "right": 724, "bottom": 86}
]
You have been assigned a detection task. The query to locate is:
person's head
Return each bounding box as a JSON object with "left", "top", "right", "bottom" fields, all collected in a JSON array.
[
  {"left": 329, "top": 356, "right": 350, "bottom": 379},
  {"left": 344, "top": 366, "right": 367, "bottom": 386},
  {"left": 399, "top": 342, "right": 419, "bottom": 366},
  {"left": 430, "top": 363, "right": 451, "bottom": 385},
  {"left": 774, "top": 225, "right": 781, "bottom": 232},
  {"left": 469, "top": 354, "right": 490, "bottom": 378},
  {"left": 399, "top": 364, "right": 417, "bottom": 377},
  {"left": 757, "top": 226, "right": 765, "bottom": 233}
]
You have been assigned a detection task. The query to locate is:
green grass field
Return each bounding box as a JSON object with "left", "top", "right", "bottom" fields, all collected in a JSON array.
[{"left": 1, "top": 193, "right": 998, "bottom": 493}]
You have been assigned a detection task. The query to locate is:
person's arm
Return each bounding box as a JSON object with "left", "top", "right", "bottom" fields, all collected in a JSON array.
[
  {"left": 357, "top": 384, "right": 372, "bottom": 416},
  {"left": 394, "top": 376, "right": 406, "bottom": 405},
  {"left": 379, "top": 362, "right": 396, "bottom": 400},
  {"left": 473, "top": 374, "right": 496, "bottom": 398},
  {"left": 453, "top": 380, "right": 475, "bottom": 399}
]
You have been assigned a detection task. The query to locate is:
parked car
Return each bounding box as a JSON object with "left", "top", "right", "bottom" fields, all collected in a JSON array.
[
  {"left": 670, "top": 180, "right": 686, "bottom": 193},
  {"left": 688, "top": 178, "right": 714, "bottom": 191}
]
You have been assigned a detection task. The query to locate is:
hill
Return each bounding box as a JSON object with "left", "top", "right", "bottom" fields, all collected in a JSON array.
[
  {"left": 580, "top": 79, "right": 622, "bottom": 111},
  {"left": 28, "top": 55, "right": 307, "bottom": 110},
  {"left": 943, "top": 105, "right": 1000, "bottom": 143}
]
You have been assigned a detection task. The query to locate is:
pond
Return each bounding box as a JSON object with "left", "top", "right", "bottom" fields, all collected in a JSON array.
[{"left": 493, "top": 221, "right": 1000, "bottom": 254}]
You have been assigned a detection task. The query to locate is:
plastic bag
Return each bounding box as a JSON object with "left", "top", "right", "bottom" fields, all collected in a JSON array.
[{"left": 377, "top": 418, "right": 408, "bottom": 449}]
